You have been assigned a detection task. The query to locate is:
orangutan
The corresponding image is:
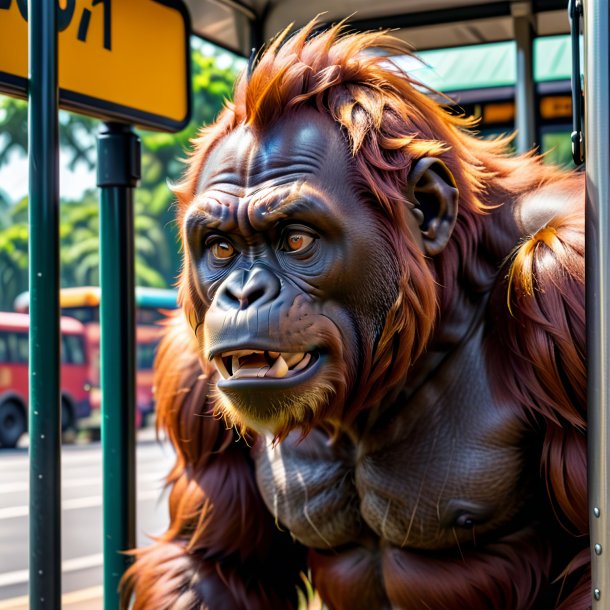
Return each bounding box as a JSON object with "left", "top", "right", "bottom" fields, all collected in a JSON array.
[{"left": 122, "top": 20, "right": 587, "bottom": 610}]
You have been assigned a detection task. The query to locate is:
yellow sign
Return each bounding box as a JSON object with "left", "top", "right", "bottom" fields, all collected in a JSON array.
[
  {"left": 540, "top": 95, "right": 572, "bottom": 120},
  {"left": 0, "top": 0, "right": 191, "bottom": 131}
]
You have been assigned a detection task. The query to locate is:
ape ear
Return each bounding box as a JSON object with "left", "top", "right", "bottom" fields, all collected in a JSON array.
[{"left": 406, "top": 158, "right": 459, "bottom": 256}]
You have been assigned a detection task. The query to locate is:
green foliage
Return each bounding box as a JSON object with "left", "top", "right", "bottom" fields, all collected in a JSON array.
[
  {"left": 0, "top": 41, "right": 244, "bottom": 310},
  {"left": 135, "top": 43, "right": 245, "bottom": 281},
  {"left": 0, "top": 97, "right": 28, "bottom": 167}
]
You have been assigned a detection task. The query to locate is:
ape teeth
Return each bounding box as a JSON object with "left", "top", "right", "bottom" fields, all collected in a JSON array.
[
  {"left": 232, "top": 365, "right": 270, "bottom": 379},
  {"left": 266, "top": 355, "right": 289, "bottom": 378},
  {"left": 291, "top": 353, "right": 311, "bottom": 372},
  {"left": 214, "top": 356, "right": 231, "bottom": 380},
  {"left": 283, "top": 352, "right": 305, "bottom": 368},
  {"left": 214, "top": 349, "right": 314, "bottom": 380}
]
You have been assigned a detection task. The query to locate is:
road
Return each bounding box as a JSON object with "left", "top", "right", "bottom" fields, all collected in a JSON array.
[{"left": 0, "top": 431, "right": 175, "bottom": 609}]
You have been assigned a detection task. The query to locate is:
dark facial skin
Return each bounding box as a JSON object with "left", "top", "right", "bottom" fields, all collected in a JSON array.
[{"left": 185, "top": 109, "right": 400, "bottom": 432}]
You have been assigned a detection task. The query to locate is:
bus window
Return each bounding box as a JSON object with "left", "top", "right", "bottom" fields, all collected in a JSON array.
[
  {"left": 61, "top": 306, "right": 99, "bottom": 324},
  {"left": 0, "top": 333, "right": 7, "bottom": 362},
  {"left": 62, "top": 334, "right": 87, "bottom": 366},
  {"left": 2, "top": 331, "right": 29, "bottom": 364}
]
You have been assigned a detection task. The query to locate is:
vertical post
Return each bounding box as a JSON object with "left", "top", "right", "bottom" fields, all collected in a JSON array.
[
  {"left": 512, "top": 1, "right": 537, "bottom": 153},
  {"left": 250, "top": 16, "right": 264, "bottom": 54},
  {"left": 585, "top": 0, "right": 610, "bottom": 605},
  {"left": 97, "top": 122, "right": 140, "bottom": 609},
  {"left": 28, "top": 1, "right": 62, "bottom": 608}
]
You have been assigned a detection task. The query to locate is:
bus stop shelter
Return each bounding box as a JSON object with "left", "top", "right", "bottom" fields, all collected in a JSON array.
[{"left": 2, "top": 0, "right": 607, "bottom": 608}]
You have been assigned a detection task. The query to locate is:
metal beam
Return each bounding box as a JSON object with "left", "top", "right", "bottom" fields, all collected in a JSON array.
[
  {"left": 342, "top": 0, "right": 566, "bottom": 33},
  {"left": 512, "top": 1, "right": 537, "bottom": 153}
]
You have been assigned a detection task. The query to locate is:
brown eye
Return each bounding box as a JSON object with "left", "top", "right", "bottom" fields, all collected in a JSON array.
[
  {"left": 285, "top": 231, "right": 314, "bottom": 252},
  {"left": 210, "top": 240, "right": 235, "bottom": 260}
]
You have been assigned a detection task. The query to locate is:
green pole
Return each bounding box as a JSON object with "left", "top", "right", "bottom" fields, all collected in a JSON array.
[
  {"left": 27, "top": 1, "right": 61, "bottom": 608},
  {"left": 97, "top": 122, "right": 140, "bottom": 609}
]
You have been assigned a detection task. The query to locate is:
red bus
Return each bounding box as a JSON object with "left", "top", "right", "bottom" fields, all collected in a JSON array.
[
  {"left": 14, "top": 286, "right": 178, "bottom": 430},
  {"left": 0, "top": 312, "right": 92, "bottom": 448},
  {"left": 80, "top": 322, "right": 162, "bottom": 430}
]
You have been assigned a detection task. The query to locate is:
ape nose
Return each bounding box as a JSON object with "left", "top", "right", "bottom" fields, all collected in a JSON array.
[{"left": 218, "top": 267, "right": 281, "bottom": 310}]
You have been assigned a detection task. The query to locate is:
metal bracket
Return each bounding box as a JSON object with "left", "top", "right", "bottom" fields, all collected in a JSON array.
[{"left": 97, "top": 122, "right": 141, "bottom": 188}]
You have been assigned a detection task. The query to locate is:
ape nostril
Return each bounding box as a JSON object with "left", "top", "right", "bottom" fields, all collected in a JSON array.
[
  {"left": 219, "top": 267, "right": 280, "bottom": 310},
  {"left": 241, "top": 286, "right": 266, "bottom": 308}
]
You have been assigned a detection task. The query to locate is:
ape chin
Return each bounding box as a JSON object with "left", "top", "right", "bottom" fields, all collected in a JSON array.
[{"left": 122, "top": 19, "right": 588, "bottom": 610}]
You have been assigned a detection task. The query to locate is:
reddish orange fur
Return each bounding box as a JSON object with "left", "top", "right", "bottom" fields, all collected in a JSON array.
[{"left": 122, "top": 21, "right": 587, "bottom": 610}]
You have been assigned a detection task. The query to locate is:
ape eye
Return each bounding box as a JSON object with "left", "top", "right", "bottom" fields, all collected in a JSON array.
[
  {"left": 209, "top": 240, "right": 235, "bottom": 260},
  {"left": 282, "top": 230, "right": 315, "bottom": 253}
]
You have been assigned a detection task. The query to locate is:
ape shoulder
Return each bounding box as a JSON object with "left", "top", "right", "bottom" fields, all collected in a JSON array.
[{"left": 487, "top": 177, "right": 586, "bottom": 543}]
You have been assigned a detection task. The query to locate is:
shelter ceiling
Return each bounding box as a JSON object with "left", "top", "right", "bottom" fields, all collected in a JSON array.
[{"left": 184, "top": 0, "right": 570, "bottom": 55}]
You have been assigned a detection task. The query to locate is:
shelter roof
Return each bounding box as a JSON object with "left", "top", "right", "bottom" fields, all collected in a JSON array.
[{"left": 184, "top": 0, "right": 570, "bottom": 56}]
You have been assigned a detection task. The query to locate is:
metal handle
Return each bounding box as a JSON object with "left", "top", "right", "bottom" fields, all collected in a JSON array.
[{"left": 569, "top": 0, "right": 585, "bottom": 165}]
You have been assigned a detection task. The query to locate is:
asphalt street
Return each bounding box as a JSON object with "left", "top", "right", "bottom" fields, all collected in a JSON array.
[{"left": 0, "top": 431, "right": 175, "bottom": 609}]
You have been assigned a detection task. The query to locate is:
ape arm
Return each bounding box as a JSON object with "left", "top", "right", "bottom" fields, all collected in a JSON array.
[
  {"left": 120, "top": 314, "right": 307, "bottom": 610},
  {"left": 488, "top": 195, "right": 588, "bottom": 608}
]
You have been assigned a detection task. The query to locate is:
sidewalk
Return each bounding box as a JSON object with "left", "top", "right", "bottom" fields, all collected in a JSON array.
[
  {"left": 1, "top": 425, "right": 162, "bottom": 610},
  {"left": 0, "top": 586, "right": 103, "bottom": 610}
]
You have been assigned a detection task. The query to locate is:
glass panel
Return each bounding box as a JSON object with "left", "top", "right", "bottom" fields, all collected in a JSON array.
[
  {"left": 63, "top": 334, "right": 86, "bottom": 365},
  {"left": 0, "top": 332, "right": 8, "bottom": 362},
  {"left": 61, "top": 334, "right": 68, "bottom": 364},
  {"left": 11, "top": 332, "right": 28, "bottom": 363},
  {"left": 541, "top": 128, "right": 573, "bottom": 167}
]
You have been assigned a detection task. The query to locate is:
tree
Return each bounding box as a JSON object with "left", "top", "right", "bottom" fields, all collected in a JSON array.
[
  {"left": 0, "top": 42, "right": 244, "bottom": 310},
  {"left": 136, "top": 44, "right": 245, "bottom": 282},
  {"left": 0, "top": 196, "right": 28, "bottom": 310}
]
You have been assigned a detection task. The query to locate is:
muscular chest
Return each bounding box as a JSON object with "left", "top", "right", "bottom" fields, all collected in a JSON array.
[{"left": 253, "top": 329, "right": 534, "bottom": 552}]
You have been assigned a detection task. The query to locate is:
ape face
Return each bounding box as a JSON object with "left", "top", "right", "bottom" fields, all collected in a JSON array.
[{"left": 184, "top": 109, "right": 403, "bottom": 433}]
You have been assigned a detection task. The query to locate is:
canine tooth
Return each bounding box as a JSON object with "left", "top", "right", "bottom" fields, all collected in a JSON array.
[
  {"left": 283, "top": 352, "right": 305, "bottom": 368},
  {"left": 232, "top": 355, "right": 240, "bottom": 374},
  {"left": 267, "top": 355, "right": 288, "bottom": 378},
  {"left": 268, "top": 351, "right": 280, "bottom": 359},
  {"left": 214, "top": 356, "right": 230, "bottom": 380},
  {"left": 292, "top": 353, "right": 311, "bottom": 372}
]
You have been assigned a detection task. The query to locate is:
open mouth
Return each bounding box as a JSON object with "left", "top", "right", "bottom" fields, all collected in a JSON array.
[{"left": 213, "top": 349, "right": 316, "bottom": 380}]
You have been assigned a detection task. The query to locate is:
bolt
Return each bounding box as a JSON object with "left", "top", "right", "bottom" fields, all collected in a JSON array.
[{"left": 595, "top": 544, "right": 602, "bottom": 555}]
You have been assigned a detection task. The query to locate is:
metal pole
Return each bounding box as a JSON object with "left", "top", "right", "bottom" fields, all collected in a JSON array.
[
  {"left": 27, "top": 1, "right": 62, "bottom": 608},
  {"left": 512, "top": 1, "right": 537, "bottom": 153},
  {"left": 97, "top": 122, "right": 140, "bottom": 609},
  {"left": 585, "top": 0, "right": 610, "bottom": 605}
]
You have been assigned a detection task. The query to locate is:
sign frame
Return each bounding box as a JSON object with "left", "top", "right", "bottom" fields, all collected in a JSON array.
[{"left": 0, "top": 0, "right": 192, "bottom": 132}]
